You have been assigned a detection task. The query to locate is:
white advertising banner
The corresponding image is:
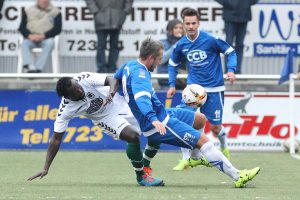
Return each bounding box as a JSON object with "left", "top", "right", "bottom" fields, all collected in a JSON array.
[
  {"left": 204, "top": 92, "right": 300, "bottom": 151},
  {"left": 0, "top": 1, "right": 299, "bottom": 57}
]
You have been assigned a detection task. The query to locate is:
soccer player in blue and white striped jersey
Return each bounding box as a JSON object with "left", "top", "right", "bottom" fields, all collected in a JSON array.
[{"left": 167, "top": 8, "right": 236, "bottom": 169}]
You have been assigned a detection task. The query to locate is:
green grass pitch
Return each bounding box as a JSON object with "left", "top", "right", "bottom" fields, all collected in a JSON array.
[{"left": 1, "top": 151, "right": 299, "bottom": 200}]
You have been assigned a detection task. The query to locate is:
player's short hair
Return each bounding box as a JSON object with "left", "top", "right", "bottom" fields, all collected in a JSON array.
[
  {"left": 139, "top": 37, "right": 163, "bottom": 60},
  {"left": 56, "top": 77, "right": 73, "bottom": 97},
  {"left": 181, "top": 7, "right": 200, "bottom": 21}
]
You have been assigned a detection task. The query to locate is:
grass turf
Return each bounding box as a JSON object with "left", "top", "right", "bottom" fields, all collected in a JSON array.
[{"left": 0, "top": 151, "right": 299, "bottom": 200}]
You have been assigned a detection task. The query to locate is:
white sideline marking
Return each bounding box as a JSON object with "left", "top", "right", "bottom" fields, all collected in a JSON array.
[{"left": 291, "top": 154, "right": 300, "bottom": 160}]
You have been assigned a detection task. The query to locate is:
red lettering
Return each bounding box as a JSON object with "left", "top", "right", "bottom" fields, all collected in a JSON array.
[
  {"left": 203, "top": 115, "right": 298, "bottom": 140},
  {"left": 239, "top": 115, "right": 275, "bottom": 135},
  {"left": 224, "top": 124, "right": 242, "bottom": 138},
  {"left": 271, "top": 124, "right": 298, "bottom": 139}
]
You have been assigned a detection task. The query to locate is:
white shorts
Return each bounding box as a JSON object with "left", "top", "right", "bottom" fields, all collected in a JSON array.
[{"left": 94, "top": 105, "right": 141, "bottom": 140}]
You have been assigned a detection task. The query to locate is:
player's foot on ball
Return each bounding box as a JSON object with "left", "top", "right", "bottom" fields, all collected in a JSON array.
[
  {"left": 172, "top": 159, "right": 189, "bottom": 171},
  {"left": 138, "top": 174, "right": 164, "bottom": 186},
  {"left": 221, "top": 147, "right": 231, "bottom": 160},
  {"left": 188, "top": 157, "right": 212, "bottom": 168},
  {"left": 234, "top": 167, "right": 260, "bottom": 188},
  {"left": 144, "top": 166, "right": 153, "bottom": 176}
]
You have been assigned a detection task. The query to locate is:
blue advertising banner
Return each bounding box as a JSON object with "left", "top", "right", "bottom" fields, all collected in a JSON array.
[{"left": 0, "top": 90, "right": 182, "bottom": 150}]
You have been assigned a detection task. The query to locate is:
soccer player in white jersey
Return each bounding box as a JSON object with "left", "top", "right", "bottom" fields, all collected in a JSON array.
[
  {"left": 167, "top": 8, "right": 236, "bottom": 170},
  {"left": 114, "top": 38, "right": 260, "bottom": 187},
  {"left": 27, "top": 72, "right": 164, "bottom": 186}
]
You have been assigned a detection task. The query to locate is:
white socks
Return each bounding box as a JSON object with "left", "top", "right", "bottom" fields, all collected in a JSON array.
[
  {"left": 190, "top": 148, "right": 203, "bottom": 160},
  {"left": 181, "top": 148, "right": 191, "bottom": 160},
  {"left": 200, "top": 141, "right": 239, "bottom": 181},
  {"left": 217, "top": 126, "right": 227, "bottom": 149}
]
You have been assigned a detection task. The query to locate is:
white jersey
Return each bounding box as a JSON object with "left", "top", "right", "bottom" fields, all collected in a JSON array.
[{"left": 54, "top": 72, "right": 140, "bottom": 139}]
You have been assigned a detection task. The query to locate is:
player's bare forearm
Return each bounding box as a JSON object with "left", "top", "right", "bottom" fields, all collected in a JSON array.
[
  {"left": 103, "top": 76, "right": 119, "bottom": 106},
  {"left": 43, "top": 132, "right": 63, "bottom": 171},
  {"left": 105, "top": 76, "right": 119, "bottom": 96},
  {"left": 27, "top": 132, "right": 63, "bottom": 181}
]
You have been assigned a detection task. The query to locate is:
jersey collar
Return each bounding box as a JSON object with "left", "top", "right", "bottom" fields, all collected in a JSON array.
[
  {"left": 186, "top": 29, "right": 200, "bottom": 42},
  {"left": 137, "top": 59, "right": 149, "bottom": 72}
]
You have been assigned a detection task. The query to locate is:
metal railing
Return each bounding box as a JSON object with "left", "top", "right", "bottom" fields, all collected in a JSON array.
[{"left": 0, "top": 73, "right": 283, "bottom": 79}]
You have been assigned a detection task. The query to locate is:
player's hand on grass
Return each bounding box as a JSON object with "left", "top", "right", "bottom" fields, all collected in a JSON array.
[
  {"left": 27, "top": 170, "right": 48, "bottom": 181},
  {"left": 152, "top": 120, "right": 166, "bottom": 135}
]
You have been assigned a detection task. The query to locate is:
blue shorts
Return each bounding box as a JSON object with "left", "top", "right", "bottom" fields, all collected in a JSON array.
[
  {"left": 178, "top": 91, "right": 224, "bottom": 125},
  {"left": 147, "top": 116, "right": 200, "bottom": 149},
  {"left": 166, "top": 108, "right": 195, "bottom": 126}
]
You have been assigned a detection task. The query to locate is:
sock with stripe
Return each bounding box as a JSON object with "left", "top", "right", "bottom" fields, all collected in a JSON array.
[
  {"left": 126, "top": 142, "right": 144, "bottom": 182},
  {"left": 200, "top": 141, "right": 239, "bottom": 180},
  {"left": 217, "top": 126, "right": 227, "bottom": 149},
  {"left": 143, "top": 141, "right": 160, "bottom": 168}
]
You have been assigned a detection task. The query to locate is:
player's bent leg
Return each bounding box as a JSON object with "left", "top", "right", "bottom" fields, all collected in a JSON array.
[
  {"left": 126, "top": 142, "right": 144, "bottom": 182},
  {"left": 143, "top": 140, "right": 160, "bottom": 176},
  {"left": 119, "top": 125, "right": 140, "bottom": 143},
  {"left": 99, "top": 114, "right": 164, "bottom": 186},
  {"left": 193, "top": 112, "right": 206, "bottom": 130},
  {"left": 169, "top": 108, "right": 205, "bottom": 170},
  {"left": 126, "top": 143, "right": 163, "bottom": 186}
]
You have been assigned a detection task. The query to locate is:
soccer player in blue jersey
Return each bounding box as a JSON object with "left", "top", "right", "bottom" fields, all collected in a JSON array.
[
  {"left": 167, "top": 7, "right": 235, "bottom": 170},
  {"left": 114, "top": 37, "right": 260, "bottom": 187}
]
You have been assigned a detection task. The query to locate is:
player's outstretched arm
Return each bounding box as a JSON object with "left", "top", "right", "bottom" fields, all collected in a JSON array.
[{"left": 27, "top": 132, "right": 64, "bottom": 181}]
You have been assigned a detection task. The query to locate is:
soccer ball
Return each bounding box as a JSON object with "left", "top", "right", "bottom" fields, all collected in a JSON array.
[
  {"left": 182, "top": 84, "right": 207, "bottom": 108},
  {"left": 282, "top": 139, "right": 300, "bottom": 153}
]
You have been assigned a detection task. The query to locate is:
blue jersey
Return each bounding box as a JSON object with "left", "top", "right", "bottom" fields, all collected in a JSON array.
[
  {"left": 168, "top": 30, "right": 237, "bottom": 92},
  {"left": 114, "top": 60, "right": 168, "bottom": 135}
]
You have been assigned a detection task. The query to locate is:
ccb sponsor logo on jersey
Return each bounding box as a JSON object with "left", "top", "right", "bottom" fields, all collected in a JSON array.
[{"left": 186, "top": 50, "right": 207, "bottom": 65}]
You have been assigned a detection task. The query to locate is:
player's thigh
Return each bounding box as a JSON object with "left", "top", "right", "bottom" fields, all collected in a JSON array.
[
  {"left": 166, "top": 107, "right": 195, "bottom": 126},
  {"left": 123, "top": 112, "right": 141, "bottom": 133},
  {"left": 114, "top": 93, "right": 141, "bottom": 133},
  {"left": 176, "top": 101, "right": 197, "bottom": 111},
  {"left": 98, "top": 115, "right": 131, "bottom": 139},
  {"left": 200, "top": 91, "right": 224, "bottom": 125},
  {"left": 148, "top": 117, "right": 200, "bottom": 149}
]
